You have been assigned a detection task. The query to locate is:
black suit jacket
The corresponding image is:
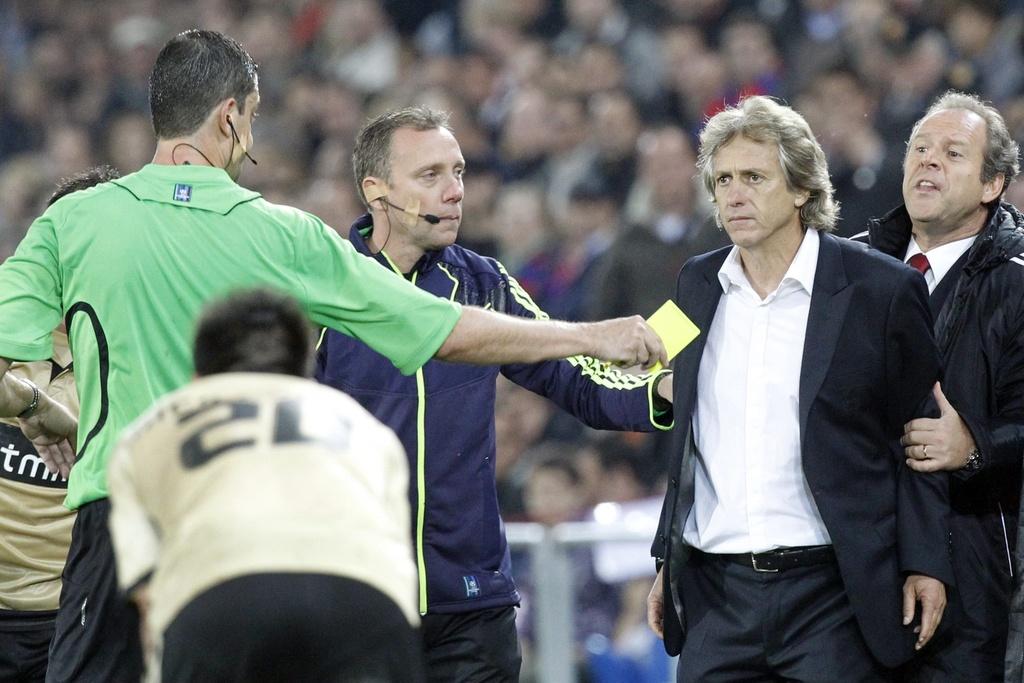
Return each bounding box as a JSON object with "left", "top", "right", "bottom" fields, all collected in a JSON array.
[{"left": 652, "top": 232, "right": 954, "bottom": 668}]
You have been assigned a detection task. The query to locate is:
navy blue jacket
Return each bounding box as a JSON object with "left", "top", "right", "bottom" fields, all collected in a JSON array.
[{"left": 316, "top": 215, "right": 671, "bottom": 615}]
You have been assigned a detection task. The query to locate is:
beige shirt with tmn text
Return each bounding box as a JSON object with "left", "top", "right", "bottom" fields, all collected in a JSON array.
[{"left": 107, "top": 373, "right": 417, "bottom": 641}]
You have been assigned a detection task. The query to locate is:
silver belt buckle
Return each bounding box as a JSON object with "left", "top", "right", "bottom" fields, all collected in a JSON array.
[{"left": 750, "top": 553, "right": 779, "bottom": 573}]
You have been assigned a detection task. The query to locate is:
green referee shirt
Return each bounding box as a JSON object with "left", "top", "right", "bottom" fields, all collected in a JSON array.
[{"left": 0, "top": 164, "right": 461, "bottom": 509}]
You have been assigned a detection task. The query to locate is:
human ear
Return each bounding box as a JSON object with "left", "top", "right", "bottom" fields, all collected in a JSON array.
[
  {"left": 981, "top": 173, "right": 1005, "bottom": 205},
  {"left": 363, "top": 178, "right": 387, "bottom": 204}
]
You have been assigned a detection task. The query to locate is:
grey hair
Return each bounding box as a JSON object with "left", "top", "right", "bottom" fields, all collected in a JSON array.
[
  {"left": 697, "top": 96, "right": 838, "bottom": 232},
  {"left": 352, "top": 106, "right": 453, "bottom": 206},
  {"left": 909, "top": 90, "right": 1019, "bottom": 202}
]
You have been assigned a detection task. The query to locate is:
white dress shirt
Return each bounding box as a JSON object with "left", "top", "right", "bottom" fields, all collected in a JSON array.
[
  {"left": 904, "top": 235, "right": 977, "bottom": 293},
  {"left": 683, "top": 228, "right": 831, "bottom": 553}
]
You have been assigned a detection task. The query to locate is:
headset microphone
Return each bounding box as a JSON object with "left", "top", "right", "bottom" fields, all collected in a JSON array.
[
  {"left": 379, "top": 197, "right": 441, "bottom": 224},
  {"left": 227, "top": 116, "right": 258, "bottom": 166}
]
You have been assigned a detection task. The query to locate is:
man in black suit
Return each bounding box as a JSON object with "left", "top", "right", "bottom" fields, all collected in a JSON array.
[
  {"left": 864, "top": 91, "right": 1024, "bottom": 683},
  {"left": 645, "top": 96, "right": 954, "bottom": 681}
]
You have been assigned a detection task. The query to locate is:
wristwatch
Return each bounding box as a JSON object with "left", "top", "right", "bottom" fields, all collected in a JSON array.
[{"left": 963, "top": 447, "right": 983, "bottom": 471}]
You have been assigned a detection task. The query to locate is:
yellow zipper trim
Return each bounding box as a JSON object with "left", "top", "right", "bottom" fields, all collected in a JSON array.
[
  {"left": 377, "top": 251, "right": 430, "bottom": 614},
  {"left": 405, "top": 268, "right": 429, "bottom": 615},
  {"left": 417, "top": 262, "right": 461, "bottom": 614},
  {"left": 415, "top": 361, "right": 428, "bottom": 614},
  {"left": 436, "top": 263, "right": 460, "bottom": 299},
  {"left": 385, "top": 256, "right": 461, "bottom": 615},
  {"left": 378, "top": 248, "right": 405, "bottom": 276}
]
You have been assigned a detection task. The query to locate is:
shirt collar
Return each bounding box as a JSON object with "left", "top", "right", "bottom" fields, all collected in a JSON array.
[
  {"left": 348, "top": 213, "right": 445, "bottom": 275},
  {"left": 904, "top": 234, "right": 977, "bottom": 284},
  {"left": 111, "top": 164, "right": 261, "bottom": 215},
  {"left": 717, "top": 228, "right": 820, "bottom": 297}
]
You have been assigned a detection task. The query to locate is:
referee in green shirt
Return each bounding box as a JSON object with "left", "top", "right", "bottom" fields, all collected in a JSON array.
[{"left": 0, "top": 30, "right": 665, "bottom": 681}]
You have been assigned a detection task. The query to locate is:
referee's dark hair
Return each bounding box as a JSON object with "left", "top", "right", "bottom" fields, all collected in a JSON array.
[
  {"left": 47, "top": 165, "right": 121, "bottom": 207},
  {"left": 193, "top": 289, "right": 314, "bottom": 378},
  {"left": 149, "top": 29, "right": 258, "bottom": 139}
]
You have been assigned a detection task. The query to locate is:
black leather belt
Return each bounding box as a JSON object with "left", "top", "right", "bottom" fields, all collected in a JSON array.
[{"left": 702, "top": 545, "right": 836, "bottom": 573}]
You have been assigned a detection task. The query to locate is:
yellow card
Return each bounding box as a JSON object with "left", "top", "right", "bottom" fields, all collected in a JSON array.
[{"left": 646, "top": 300, "right": 700, "bottom": 372}]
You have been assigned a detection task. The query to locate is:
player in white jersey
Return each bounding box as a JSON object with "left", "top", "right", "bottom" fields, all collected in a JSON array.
[{"left": 107, "top": 289, "right": 422, "bottom": 682}]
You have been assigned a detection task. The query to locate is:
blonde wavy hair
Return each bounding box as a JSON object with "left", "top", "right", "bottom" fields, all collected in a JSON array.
[{"left": 697, "top": 96, "right": 839, "bottom": 232}]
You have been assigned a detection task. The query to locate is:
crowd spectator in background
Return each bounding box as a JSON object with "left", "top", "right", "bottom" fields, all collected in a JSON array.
[
  {"left": 591, "top": 124, "right": 727, "bottom": 321},
  {"left": 944, "top": 0, "right": 1024, "bottom": 105},
  {"left": 553, "top": 0, "right": 663, "bottom": 107},
  {"left": 516, "top": 453, "right": 622, "bottom": 679},
  {"left": 523, "top": 453, "right": 590, "bottom": 527},
  {"left": 520, "top": 178, "right": 620, "bottom": 322},
  {"left": 508, "top": 432, "right": 669, "bottom": 681},
  {"left": 798, "top": 67, "right": 905, "bottom": 234},
  {"left": 494, "top": 378, "right": 557, "bottom": 518},
  {"left": 490, "top": 182, "right": 552, "bottom": 277},
  {"left": 6, "top": 0, "right": 1023, "bottom": 259}
]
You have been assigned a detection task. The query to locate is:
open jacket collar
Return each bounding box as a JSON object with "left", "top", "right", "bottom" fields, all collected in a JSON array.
[{"left": 348, "top": 213, "right": 446, "bottom": 275}]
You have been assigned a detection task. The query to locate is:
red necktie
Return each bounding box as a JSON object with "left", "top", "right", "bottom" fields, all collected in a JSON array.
[{"left": 907, "top": 253, "right": 931, "bottom": 275}]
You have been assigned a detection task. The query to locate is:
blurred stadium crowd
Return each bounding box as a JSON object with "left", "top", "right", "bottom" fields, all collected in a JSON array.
[{"left": 3, "top": 0, "right": 1024, "bottom": 679}]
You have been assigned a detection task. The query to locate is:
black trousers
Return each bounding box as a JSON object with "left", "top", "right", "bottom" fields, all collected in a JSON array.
[
  {"left": 421, "top": 605, "right": 521, "bottom": 683},
  {"left": 46, "top": 499, "right": 143, "bottom": 683},
  {"left": 675, "top": 551, "right": 892, "bottom": 683},
  {"left": 0, "top": 609, "right": 56, "bottom": 683},
  {"left": 162, "top": 573, "right": 423, "bottom": 683},
  {"left": 904, "top": 505, "right": 1013, "bottom": 683}
]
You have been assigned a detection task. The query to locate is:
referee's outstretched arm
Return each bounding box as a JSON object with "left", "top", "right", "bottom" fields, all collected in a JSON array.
[{"left": 435, "top": 306, "right": 668, "bottom": 369}]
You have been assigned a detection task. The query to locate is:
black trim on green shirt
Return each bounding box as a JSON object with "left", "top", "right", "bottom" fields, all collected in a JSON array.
[{"left": 65, "top": 302, "right": 109, "bottom": 463}]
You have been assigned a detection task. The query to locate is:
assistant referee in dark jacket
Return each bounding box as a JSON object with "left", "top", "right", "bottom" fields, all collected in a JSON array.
[{"left": 316, "top": 107, "right": 673, "bottom": 682}]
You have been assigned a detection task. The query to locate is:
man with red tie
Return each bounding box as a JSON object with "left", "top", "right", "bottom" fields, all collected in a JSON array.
[{"left": 864, "top": 90, "right": 1024, "bottom": 682}]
